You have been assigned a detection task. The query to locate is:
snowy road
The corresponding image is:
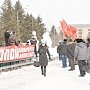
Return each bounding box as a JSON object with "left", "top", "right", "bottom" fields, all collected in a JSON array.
[{"left": 0, "top": 60, "right": 90, "bottom": 90}]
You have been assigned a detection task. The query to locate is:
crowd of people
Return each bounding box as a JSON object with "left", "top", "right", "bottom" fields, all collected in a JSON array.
[
  {"left": 4, "top": 29, "right": 18, "bottom": 46},
  {"left": 3, "top": 30, "right": 90, "bottom": 77},
  {"left": 4, "top": 29, "right": 51, "bottom": 77},
  {"left": 57, "top": 38, "right": 90, "bottom": 77}
]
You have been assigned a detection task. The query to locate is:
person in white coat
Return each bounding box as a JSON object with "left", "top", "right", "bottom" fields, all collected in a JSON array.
[
  {"left": 74, "top": 39, "right": 87, "bottom": 77},
  {"left": 85, "top": 38, "right": 90, "bottom": 65}
]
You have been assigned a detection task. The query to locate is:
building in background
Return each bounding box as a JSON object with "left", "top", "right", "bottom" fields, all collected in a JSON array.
[
  {"left": 72, "top": 24, "right": 90, "bottom": 40},
  {"left": 59, "top": 24, "right": 90, "bottom": 41}
]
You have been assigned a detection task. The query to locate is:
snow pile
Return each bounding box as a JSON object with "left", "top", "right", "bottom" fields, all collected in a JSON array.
[{"left": 49, "top": 46, "right": 58, "bottom": 58}]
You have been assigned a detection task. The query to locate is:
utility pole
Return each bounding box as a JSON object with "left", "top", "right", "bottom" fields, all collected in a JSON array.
[
  {"left": 16, "top": 11, "right": 20, "bottom": 41},
  {"left": 32, "top": 15, "right": 33, "bottom": 34}
]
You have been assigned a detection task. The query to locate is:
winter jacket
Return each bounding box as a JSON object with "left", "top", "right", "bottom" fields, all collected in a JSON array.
[
  {"left": 38, "top": 45, "right": 50, "bottom": 66},
  {"left": 74, "top": 42, "right": 87, "bottom": 60},
  {"left": 85, "top": 43, "right": 90, "bottom": 65},
  {"left": 4, "top": 31, "right": 10, "bottom": 38},
  {"left": 4, "top": 31, "right": 10, "bottom": 46},
  {"left": 8, "top": 34, "right": 17, "bottom": 46},
  {"left": 58, "top": 43, "right": 68, "bottom": 55},
  {"left": 57, "top": 44, "right": 62, "bottom": 53},
  {"left": 67, "top": 42, "right": 76, "bottom": 59},
  {"left": 30, "top": 38, "right": 37, "bottom": 45}
]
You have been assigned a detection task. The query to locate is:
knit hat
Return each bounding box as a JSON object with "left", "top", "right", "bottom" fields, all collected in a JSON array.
[{"left": 41, "top": 39, "right": 47, "bottom": 44}]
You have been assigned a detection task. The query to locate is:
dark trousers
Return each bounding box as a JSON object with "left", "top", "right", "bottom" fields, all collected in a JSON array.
[
  {"left": 61, "top": 54, "right": 67, "bottom": 67},
  {"left": 58, "top": 53, "right": 61, "bottom": 60},
  {"left": 41, "top": 66, "right": 46, "bottom": 76},
  {"left": 34, "top": 44, "right": 37, "bottom": 57},
  {"left": 68, "top": 58, "right": 75, "bottom": 70},
  {"left": 5, "top": 38, "right": 9, "bottom": 46},
  {"left": 78, "top": 60, "right": 86, "bottom": 76}
]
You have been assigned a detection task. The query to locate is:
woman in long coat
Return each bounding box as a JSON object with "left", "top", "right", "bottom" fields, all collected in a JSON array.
[{"left": 38, "top": 41, "right": 51, "bottom": 76}]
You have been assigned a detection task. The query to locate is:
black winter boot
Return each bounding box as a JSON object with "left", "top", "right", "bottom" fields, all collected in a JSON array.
[
  {"left": 44, "top": 66, "right": 46, "bottom": 76},
  {"left": 41, "top": 66, "right": 44, "bottom": 75}
]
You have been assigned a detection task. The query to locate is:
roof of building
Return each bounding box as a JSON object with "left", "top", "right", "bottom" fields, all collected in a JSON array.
[{"left": 71, "top": 24, "right": 90, "bottom": 27}]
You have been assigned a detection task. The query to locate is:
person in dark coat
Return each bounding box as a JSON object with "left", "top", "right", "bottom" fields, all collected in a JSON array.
[
  {"left": 57, "top": 40, "right": 62, "bottom": 60},
  {"left": 30, "top": 35, "right": 37, "bottom": 57},
  {"left": 38, "top": 40, "right": 51, "bottom": 76},
  {"left": 4, "top": 29, "right": 10, "bottom": 46},
  {"left": 67, "top": 39, "right": 76, "bottom": 71},
  {"left": 8, "top": 31, "right": 18, "bottom": 46},
  {"left": 59, "top": 39, "right": 68, "bottom": 68}
]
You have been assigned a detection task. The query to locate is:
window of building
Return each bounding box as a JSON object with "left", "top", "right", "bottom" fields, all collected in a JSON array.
[
  {"left": 78, "top": 32, "right": 82, "bottom": 34},
  {"left": 79, "top": 35, "right": 82, "bottom": 38},
  {"left": 88, "top": 32, "right": 90, "bottom": 37},
  {"left": 78, "top": 29, "right": 82, "bottom": 32},
  {"left": 88, "top": 29, "right": 90, "bottom": 32}
]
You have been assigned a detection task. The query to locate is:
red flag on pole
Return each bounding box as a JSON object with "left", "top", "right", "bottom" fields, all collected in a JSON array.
[
  {"left": 60, "top": 21, "right": 67, "bottom": 36},
  {"left": 60, "top": 19, "right": 70, "bottom": 36},
  {"left": 60, "top": 19, "right": 77, "bottom": 39},
  {"left": 69, "top": 25, "right": 77, "bottom": 39}
]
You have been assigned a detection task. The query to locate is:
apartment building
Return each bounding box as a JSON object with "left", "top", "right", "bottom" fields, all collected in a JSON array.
[{"left": 72, "top": 24, "right": 90, "bottom": 40}]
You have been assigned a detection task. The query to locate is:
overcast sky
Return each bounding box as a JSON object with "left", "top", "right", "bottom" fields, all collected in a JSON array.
[{"left": 0, "top": 0, "right": 90, "bottom": 30}]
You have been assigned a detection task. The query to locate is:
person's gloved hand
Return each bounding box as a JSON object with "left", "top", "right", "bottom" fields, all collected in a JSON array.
[{"left": 49, "top": 57, "right": 52, "bottom": 61}]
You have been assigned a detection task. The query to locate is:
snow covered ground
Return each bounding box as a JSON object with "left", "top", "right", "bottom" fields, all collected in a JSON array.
[
  {"left": 0, "top": 47, "right": 90, "bottom": 90},
  {"left": 0, "top": 59, "right": 90, "bottom": 90}
]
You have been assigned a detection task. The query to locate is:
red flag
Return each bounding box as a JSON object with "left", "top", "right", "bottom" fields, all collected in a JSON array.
[
  {"left": 60, "top": 21, "right": 67, "bottom": 36},
  {"left": 60, "top": 19, "right": 77, "bottom": 39},
  {"left": 72, "top": 33, "right": 77, "bottom": 39},
  {"left": 69, "top": 25, "right": 77, "bottom": 39},
  {"left": 60, "top": 19, "right": 70, "bottom": 36}
]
